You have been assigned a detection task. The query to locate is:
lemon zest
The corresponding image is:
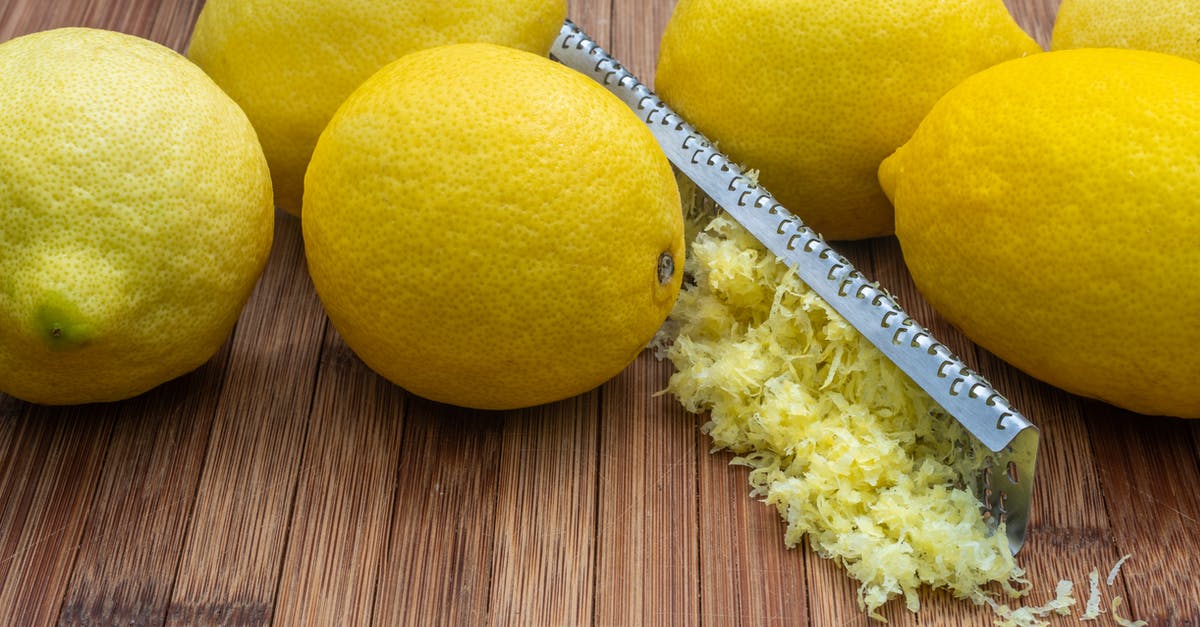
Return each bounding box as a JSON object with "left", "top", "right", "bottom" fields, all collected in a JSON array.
[
  {"left": 1107, "top": 553, "right": 1132, "bottom": 586},
  {"left": 664, "top": 211, "right": 1026, "bottom": 616},
  {"left": 1111, "top": 596, "right": 1148, "bottom": 627},
  {"left": 1080, "top": 569, "right": 1104, "bottom": 620},
  {"left": 986, "top": 579, "right": 1076, "bottom": 627}
]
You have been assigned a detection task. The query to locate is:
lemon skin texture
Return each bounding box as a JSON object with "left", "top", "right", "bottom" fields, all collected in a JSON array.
[
  {"left": 880, "top": 49, "right": 1200, "bottom": 418},
  {"left": 655, "top": 0, "right": 1040, "bottom": 241},
  {"left": 0, "top": 28, "right": 274, "bottom": 405},
  {"left": 1053, "top": 0, "right": 1200, "bottom": 63},
  {"left": 187, "top": 0, "right": 567, "bottom": 216},
  {"left": 302, "top": 43, "right": 685, "bottom": 411}
]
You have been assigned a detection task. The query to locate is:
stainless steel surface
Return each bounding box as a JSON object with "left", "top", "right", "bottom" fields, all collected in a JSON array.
[{"left": 550, "top": 20, "right": 1039, "bottom": 553}]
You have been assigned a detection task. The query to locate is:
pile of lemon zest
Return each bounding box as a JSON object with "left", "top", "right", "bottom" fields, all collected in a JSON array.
[{"left": 664, "top": 212, "right": 1026, "bottom": 617}]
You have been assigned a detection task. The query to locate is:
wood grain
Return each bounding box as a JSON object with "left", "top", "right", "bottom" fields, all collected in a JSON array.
[
  {"left": 1, "top": 0, "right": 1198, "bottom": 625},
  {"left": 165, "top": 214, "right": 326, "bottom": 625},
  {"left": 372, "top": 399, "right": 501, "bottom": 626},
  {"left": 271, "top": 324, "right": 405, "bottom": 626},
  {"left": 57, "top": 351, "right": 230, "bottom": 625}
]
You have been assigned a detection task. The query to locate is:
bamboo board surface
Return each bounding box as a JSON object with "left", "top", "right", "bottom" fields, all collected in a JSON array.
[{"left": 1, "top": 0, "right": 1198, "bottom": 625}]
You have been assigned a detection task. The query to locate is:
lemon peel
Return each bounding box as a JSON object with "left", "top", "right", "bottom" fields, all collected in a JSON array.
[
  {"left": 34, "top": 292, "right": 96, "bottom": 350},
  {"left": 655, "top": 0, "right": 1039, "bottom": 240},
  {"left": 0, "top": 28, "right": 273, "bottom": 405},
  {"left": 188, "top": 0, "right": 566, "bottom": 214},
  {"left": 302, "top": 43, "right": 683, "bottom": 410},
  {"left": 880, "top": 48, "right": 1200, "bottom": 418},
  {"left": 1052, "top": 0, "right": 1200, "bottom": 63}
]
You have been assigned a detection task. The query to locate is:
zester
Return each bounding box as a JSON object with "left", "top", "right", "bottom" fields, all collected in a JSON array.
[{"left": 551, "top": 20, "right": 1040, "bottom": 553}]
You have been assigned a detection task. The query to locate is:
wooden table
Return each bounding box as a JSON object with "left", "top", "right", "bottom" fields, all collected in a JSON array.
[{"left": 2, "top": 0, "right": 1197, "bottom": 624}]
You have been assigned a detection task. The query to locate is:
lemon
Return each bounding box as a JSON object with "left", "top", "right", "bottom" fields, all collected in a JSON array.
[
  {"left": 302, "top": 43, "right": 685, "bottom": 410},
  {"left": 0, "top": 28, "right": 274, "bottom": 406},
  {"left": 654, "top": 0, "right": 1040, "bottom": 241},
  {"left": 1052, "top": 0, "right": 1200, "bottom": 63},
  {"left": 879, "top": 48, "right": 1200, "bottom": 418},
  {"left": 187, "top": 0, "right": 566, "bottom": 215}
]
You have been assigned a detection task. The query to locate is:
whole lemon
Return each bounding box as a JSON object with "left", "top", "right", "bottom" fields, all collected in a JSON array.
[
  {"left": 0, "top": 28, "right": 274, "bottom": 405},
  {"left": 187, "top": 0, "right": 566, "bottom": 215},
  {"left": 879, "top": 49, "right": 1200, "bottom": 418},
  {"left": 1052, "top": 0, "right": 1200, "bottom": 63},
  {"left": 654, "top": 0, "right": 1040, "bottom": 241},
  {"left": 302, "top": 43, "right": 685, "bottom": 410}
]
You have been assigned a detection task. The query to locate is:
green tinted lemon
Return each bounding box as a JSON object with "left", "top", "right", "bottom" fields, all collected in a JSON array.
[
  {"left": 655, "top": 0, "right": 1039, "bottom": 240},
  {"left": 302, "top": 43, "right": 684, "bottom": 410},
  {"left": 188, "top": 0, "right": 566, "bottom": 215},
  {"left": 0, "top": 28, "right": 273, "bottom": 405},
  {"left": 879, "top": 49, "right": 1200, "bottom": 418}
]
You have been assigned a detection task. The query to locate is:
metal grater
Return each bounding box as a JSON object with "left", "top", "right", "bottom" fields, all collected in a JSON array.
[{"left": 551, "top": 20, "right": 1039, "bottom": 553}]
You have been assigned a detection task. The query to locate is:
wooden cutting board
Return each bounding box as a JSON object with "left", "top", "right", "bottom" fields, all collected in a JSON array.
[{"left": 1, "top": 0, "right": 1197, "bottom": 625}]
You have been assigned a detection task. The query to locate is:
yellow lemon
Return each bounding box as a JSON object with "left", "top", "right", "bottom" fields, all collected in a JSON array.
[
  {"left": 1052, "top": 0, "right": 1200, "bottom": 63},
  {"left": 0, "top": 28, "right": 274, "bottom": 405},
  {"left": 879, "top": 48, "right": 1200, "bottom": 418},
  {"left": 302, "top": 43, "right": 685, "bottom": 410},
  {"left": 654, "top": 0, "right": 1040, "bottom": 241},
  {"left": 187, "top": 0, "right": 566, "bottom": 215}
]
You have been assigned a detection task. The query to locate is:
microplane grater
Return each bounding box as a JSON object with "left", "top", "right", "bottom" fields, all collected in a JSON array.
[{"left": 551, "top": 20, "right": 1039, "bottom": 553}]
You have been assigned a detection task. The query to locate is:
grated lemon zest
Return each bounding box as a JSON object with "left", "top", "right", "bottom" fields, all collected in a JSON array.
[
  {"left": 1111, "top": 596, "right": 1148, "bottom": 627},
  {"left": 1107, "top": 553, "right": 1132, "bottom": 586},
  {"left": 663, "top": 209, "right": 1027, "bottom": 617},
  {"left": 985, "top": 579, "right": 1075, "bottom": 627},
  {"left": 1080, "top": 569, "right": 1104, "bottom": 620}
]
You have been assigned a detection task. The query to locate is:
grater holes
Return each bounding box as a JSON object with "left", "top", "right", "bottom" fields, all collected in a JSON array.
[
  {"left": 968, "top": 383, "right": 988, "bottom": 399},
  {"left": 949, "top": 378, "right": 966, "bottom": 396}
]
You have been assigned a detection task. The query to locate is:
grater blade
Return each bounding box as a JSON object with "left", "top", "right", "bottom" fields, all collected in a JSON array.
[{"left": 550, "top": 20, "right": 1039, "bottom": 554}]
